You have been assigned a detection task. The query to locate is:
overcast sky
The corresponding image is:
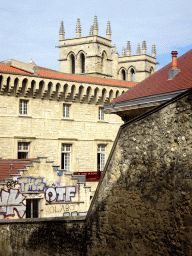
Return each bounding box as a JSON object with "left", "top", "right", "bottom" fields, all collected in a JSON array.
[{"left": 0, "top": 0, "right": 191, "bottom": 71}]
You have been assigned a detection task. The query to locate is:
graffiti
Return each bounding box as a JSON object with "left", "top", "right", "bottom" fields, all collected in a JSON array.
[
  {"left": 17, "top": 177, "right": 46, "bottom": 193},
  {"left": 45, "top": 186, "right": 76, "bottom": 203},
  {"left": 6, "top": 180, "right": 18, "bottom": 188},
  {"left": 53, "top": 167, "right": 63, "bottom": 177},
  {"left": 0, "top": 189, "right": 26, "bottom": 218},
  {"left": 46, "top": 180, "right": 56, "bottom": 187},
  {"left": 45, "top": 204, "right": 75, "bottom": 215}
]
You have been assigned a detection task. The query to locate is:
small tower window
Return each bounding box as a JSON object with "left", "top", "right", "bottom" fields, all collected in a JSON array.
[
  {"left": 80, "top": 53, "right": 85, "bottom": 73},
  {"left": 121, "top": 69, "right": 126, "bottom": 81},
  {"left": 70, "top": 54, "right": 75, "bottom": 74},
  {"left": 130, "top": 68, "right": 135, "bottom": 82}
]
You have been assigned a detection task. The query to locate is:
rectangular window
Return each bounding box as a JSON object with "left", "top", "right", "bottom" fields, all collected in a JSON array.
[
  {"left": 61, "top": 144, "right": 71, "bottom": 171},
  {"left": 26, "top": 199, "right": 40, "bottom": 218},
  {"left": 99, "top": 107, "right": 104, "bottom": 121},
  {"left": 63, "top": 104, "right": 70, "bottom": 118},
  {"left": 18, "top": 142, "right": 29, "bottom": 159},
  {"left": 20, "top": 100, "right": 28, "bottom": 115},
  {"left": 97, "top": 145, "right": 106, "bottom": 172}
]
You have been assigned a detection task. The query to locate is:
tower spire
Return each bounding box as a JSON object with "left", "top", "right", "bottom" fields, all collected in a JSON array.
[
  {"left": 59, "top": 21, "right": 65, "bottom": 41},
  {"left": 76, "top": 18, "right": 82, "bottom": 38},
  {"left": 106, "top": 21, "right": 112, "bottom": 40},
  {"left": 93, "top": 15, "right": 99, "bottom": 35},
  {"left": 127, "top": 41, "right": 131, "bottom": 56},
  {"left": 122, "top": 47, "right": 126, "bottom": 57},
  {"left": 142, "top": 41, "right": 147, "bottom": 54},
  {"left": 137, "top": 43, "right": 141, "bottom": 55},
  {"left": 89, "top": 25, "right": 93, "bottom": 36},
  {"left": 152, "top": 44, "right": 156, "bottom": 57}
]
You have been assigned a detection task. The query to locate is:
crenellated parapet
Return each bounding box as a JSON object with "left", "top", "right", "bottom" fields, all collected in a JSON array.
[{"left": 0, "top": 71, "right": 127, "bottom": 105}]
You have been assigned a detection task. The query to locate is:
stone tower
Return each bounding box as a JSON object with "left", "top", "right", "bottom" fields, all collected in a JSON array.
[
  {"left": 58, "top": 16, "right": 113, "bottom": 78},
  {"left": 58, "top": 17, "right": 157, "bottom": 82}
]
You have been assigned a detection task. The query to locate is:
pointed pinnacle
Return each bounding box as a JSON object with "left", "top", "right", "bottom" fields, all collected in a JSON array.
[
  {"left": 59, "top": 21, "right": 64, "bottom": 34},
  {"left": 106, "top": 21, "right": 112, "bottom": 34},
  {"left": 142, "top": 41, "right": 147, "bottom": 50},
  {"left": 127, "top": 41, "right": 131, "bottom": 51},
  {"left": 122, "top": 47, "right": 126, "bottom": 56},
  {"left": 93, "top": 15, "right": 99, "bottom": 30},
  {"left": 137, "top": 43, "right": 141, "bottom": 55},
  {"left": 76, "top": 18, "right": 82, "bottom": 33},
  {"left": 89, "top": 25, "right": 93, "bottom": 35}
]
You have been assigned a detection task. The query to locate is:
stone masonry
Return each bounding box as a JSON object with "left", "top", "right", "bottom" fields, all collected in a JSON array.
[{"left": 86, "top": 89, "right": 192, "bottom": 255}]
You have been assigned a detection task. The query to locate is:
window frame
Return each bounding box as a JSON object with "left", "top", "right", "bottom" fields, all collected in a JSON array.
[
  {"left": 97, "top": 144, "right": 106, "bottom": 172},
  {"left": 61, "top": 144, "right": 72, "bottom": 171},
  {"left": 19, "top": 100, "right": 28, "bottom": 115},
  {"left": 63, "top": 104, "right": 70, "bottom": 118},
  {"left": 26, "top": 199, "right": 40, "bottom": 218},
  {"left": 99, "top": 107, "right": 104, "bottom": 121},
  {"left": 18, "top": 142, "right": 30, "bottom": 159}
]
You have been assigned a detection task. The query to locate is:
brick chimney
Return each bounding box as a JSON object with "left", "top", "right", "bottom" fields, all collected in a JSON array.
[{"left": 169, "top": 51, "right": 180, "bottom": 79}]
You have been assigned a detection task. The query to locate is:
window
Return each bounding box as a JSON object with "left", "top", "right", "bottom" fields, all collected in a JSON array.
[
  {"left": 61, "top": 144, "right": 71, "bottom": 171},
  {"left": 80, "top": 53, "right": 85, "bottom": 73},
  {"left": 26, "top": 199, "right": 40, "bottom": 218},
  {"left": 99, "top": 107, "right": 104, "bottom": 121},
  {"left": 63, "top": 104, "right": 70, "bottom": 118},
  {"left": 121, "top": 69, "right": 126, "bottom": 81},
  {"left": 71, "top": 54, "right": 75, "bottom": 74},
  {"left": 97, "top": 145, "right": 106, "bottom": 172},
  {"left": 130, "top": 68, "right": 135, "bottom": 82},
  {"left": 18, "top": 142, "right": 29, "bottom": 159},
  {"left": 19, "top": 100, "right": 28, "bottom": 115}
]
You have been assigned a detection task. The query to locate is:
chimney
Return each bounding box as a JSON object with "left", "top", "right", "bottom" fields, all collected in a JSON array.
[{"left": 169, "top": 51, "right": 180, "bottom": 79}]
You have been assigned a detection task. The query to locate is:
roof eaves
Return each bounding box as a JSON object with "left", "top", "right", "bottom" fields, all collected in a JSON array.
[{"left": 104, "top": 89, "right": 187, "bottom": 114}]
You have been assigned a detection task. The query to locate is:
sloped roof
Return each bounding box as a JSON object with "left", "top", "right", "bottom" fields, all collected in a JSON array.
[
  {"left": 112, "top": 49, "right": 192, "bottom": 104},
  {"left": 0, "top": 159, "right": 37, "bottom": 183},
  {"left": 0, "top": 64, "right": 136, "bottom": 88}
]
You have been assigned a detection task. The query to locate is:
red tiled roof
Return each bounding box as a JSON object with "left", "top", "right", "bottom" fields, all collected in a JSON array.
[
  {"left": 37, "top": 71, "right": 136, "bottom": 87},
  {"left": 0, "top": 64, "right": 32, "bottom": 74},
  {"left": 112, "top": 49, "right": 192, "bottom": 104},
  {"left": 0, "top": 63, "right": 136, "bottom": 88},
  {"left": 0, "top": 159, "right": 37, "bottom": 183}
]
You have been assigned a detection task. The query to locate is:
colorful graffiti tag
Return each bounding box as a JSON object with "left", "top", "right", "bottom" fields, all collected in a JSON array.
[
  {"left": 17, "top": 177, "right": 46, "bottom": 193},
  {"left": 0, "top": 189, "right": 26, "bottom": 218},
  {"left": 45, "top": 186, "right": 76, "bottom": 203}
]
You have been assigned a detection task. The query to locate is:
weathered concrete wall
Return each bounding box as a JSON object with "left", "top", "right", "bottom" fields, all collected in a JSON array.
[
  {"left": 0, "top": 217, "right": 86, "bottom": 256},
  {"left": 86, "top": 90, "right": 192, "bottom": 256}
]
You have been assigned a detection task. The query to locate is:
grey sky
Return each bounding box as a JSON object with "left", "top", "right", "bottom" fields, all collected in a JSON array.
[{"left": 0, "top": 0, "right": 191, "bottom": 71}]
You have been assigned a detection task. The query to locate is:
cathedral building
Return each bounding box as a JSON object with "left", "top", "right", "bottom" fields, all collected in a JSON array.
[{"left": 0, "top": 16, "right": 157, "bottom": 219}]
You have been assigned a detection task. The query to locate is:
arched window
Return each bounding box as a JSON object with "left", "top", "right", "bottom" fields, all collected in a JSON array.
[
  {"left": 80, "top": 53, "right": 85, "bottom": 73},
  {"left": 101, "top": 51, "right": 107, "bottom": 74},
  {"left": 130, "top": 68, "right": 135, "bottom": 82},
  {"left": 70, "top": 54, "right": 75, "bottom": 74},
  {"left": 121, "top": 69, "right": 126, "bottom": 81},
  {"left": 150, "top": 67, "right": 154, "bottom": 76}
]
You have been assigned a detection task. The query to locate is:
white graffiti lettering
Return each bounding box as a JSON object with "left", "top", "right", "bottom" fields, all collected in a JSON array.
[
  {"left": 0, "top": 189, "right": 26, "bottom": 218},
  {"left": 17, "top": 177, "right": 46, "bottom": 193},
  {"left": 45, "top": 186, "right": 76, "bottom": 203}
]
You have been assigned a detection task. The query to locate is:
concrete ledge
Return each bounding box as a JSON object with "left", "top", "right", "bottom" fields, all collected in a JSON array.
[{"left": 0, "top": 216, "right": 86, "bottom": 225}]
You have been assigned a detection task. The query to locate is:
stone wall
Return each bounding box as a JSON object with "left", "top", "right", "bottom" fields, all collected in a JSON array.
[
  {"left": 0, "top": 217, "right": 86, "bottom": 256},
  {"left": 86, "top": 89, "right": 192, "bottom": 255}
]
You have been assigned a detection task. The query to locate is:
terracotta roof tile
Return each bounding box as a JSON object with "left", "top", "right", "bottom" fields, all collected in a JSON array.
[
  {"left": 38, "top": 71, "right": 136, "bottom": 87},
  {"left": 112, "top": 49, "right": 192, "bottom": 104},
  {"left": 0, "top": 63, "right": 136, "bottom": 88},
  {"left": 0, "top": 64, "right": 32, "bottom": 74},
  {"left": 0, "top": 159, "right": 37, "bottom": 183}
]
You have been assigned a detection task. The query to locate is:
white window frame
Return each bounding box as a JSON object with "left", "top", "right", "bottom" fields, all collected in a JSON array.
[
  {"left": 97, "top": 144, "right": 106, "bottom": 172},
  {"left": 63, "top": 104, "right": 70, "bottom": 118},
  {"left": 61, "top": 144, "right": 71, "bottom": 171},
  {"left": 18, "top": 142, "right": 29, "bottom": 159},
  {"left": 99, "top": 107, "right": 104, "bottom": 121},
  {"left": 20, "top": 100, "right": 28, "bottom": 115}
]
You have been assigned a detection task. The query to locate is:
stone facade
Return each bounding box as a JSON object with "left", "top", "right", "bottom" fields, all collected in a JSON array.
[
  {"left": 0, "top": 157, "right": 92, "bottom": 219},
  {"left": 86, "top": 89, "right": 192, "bottom": 255},
  {"left": 58, "top": 17, "right": 157, "bottom": 82}
]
